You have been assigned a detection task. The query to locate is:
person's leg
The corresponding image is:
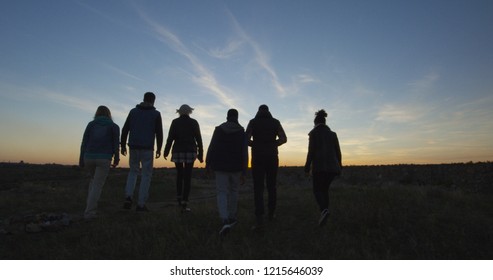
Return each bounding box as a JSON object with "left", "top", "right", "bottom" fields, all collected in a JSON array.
[
  {"left": 85, "top": 159, "right": 111, "bottom": 217},
  {"left": 265, "top": 156, "right": 279, "bottom": 218},
  {"left": 215, "top": 171, "right": 229, "bottom": 222},
  {"left": 252, "top": 156, "right": 266, "bottom": 223},
  {"left": 175, "top": 162, "right": 184, "bottom": 204},
  {"left": 228, "top": 172, "right": 241, "bottom": 222},
  {"left": 312, "top": 172, "right": 328, "bottom": 211},
  {"left": 182, "top": 162, "right": 194, "bottom": 203},
  {"left": 137, "top": 150, "right": 154, "bottom": 207},
  {"left": 125, "top": 149, "right": 140, "bottom": 199}
]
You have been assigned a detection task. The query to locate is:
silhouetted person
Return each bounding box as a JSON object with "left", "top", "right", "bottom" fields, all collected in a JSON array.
[
  {"left": 79, "top": 105, "right": 120, "bottom": 219},
  {"left": 121, "top": 92, "right": 163, "bottom": 212},
  {"left": 164, "top": 104, "right": 203, "bottom": 212},
  {"left": 246, "top": 104, "right": 287, "bottom": 229},
  {"left": 304, "top": 109, "right": 342, "bottom": 226},
  {"left": 206, "top": 109, "right": 248, "bottom": 237}
]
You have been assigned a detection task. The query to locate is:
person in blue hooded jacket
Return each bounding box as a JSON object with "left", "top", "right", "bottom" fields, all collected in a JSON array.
[
  {"left": 80, "top": 105, "right": 120, "bottom": 219},
  {"left": 120, "top": 92, "right": 163, "bottom": 212}
]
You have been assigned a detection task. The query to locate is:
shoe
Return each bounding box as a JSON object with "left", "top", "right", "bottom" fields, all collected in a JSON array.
[
  {"left": 219, "top": 223, "right": 231, "bottom": 237},
  {"left": 181, "top": 201, "right": 191, "bottom": 213},
  {"left": 228, "top": 219, "right": 238, "bottom": 227},
  {"left": 136, "top": 205, "right": 149, "bottom": 212},
  {"left": 123, "top": 197, "right": 132, "bottom": 210},
  {"left": 319, "top": 209, "right": 329, "bottom": 227}
]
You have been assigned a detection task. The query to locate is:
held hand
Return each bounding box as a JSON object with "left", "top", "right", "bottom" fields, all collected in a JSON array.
[
  {"left": 121, "top": 148, "right": 127, "bottom": 156},
  {"left": 155, "top": 151, "right": 161, "bottom": 159}
]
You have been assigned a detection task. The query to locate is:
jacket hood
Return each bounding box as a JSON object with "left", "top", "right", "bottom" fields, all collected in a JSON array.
[
  {"left": 255, "top": 109, "right": 273, "bottom": 119},
  {"left": 218, "top": 121, "right": 244, "bottom": 134},
  {"left": 94, "top": 116, "right": 113, "bottom": 126},
  {"left": 136, "top": 102, "right": 155, "bottom": 110}
]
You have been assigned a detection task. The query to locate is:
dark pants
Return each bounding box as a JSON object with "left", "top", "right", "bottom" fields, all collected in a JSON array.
[
  {"left": 312, "top": 172, "right": 337, "bottom": 212},
  {"left": 252, "top": 155, "right": 279, "bottom": 217},
  {"left": 175, "top": 162, "right": 194, "bottom": 202}
]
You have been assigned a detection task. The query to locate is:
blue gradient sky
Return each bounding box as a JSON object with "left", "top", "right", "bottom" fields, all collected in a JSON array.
[{"left": 1, "top": 0, "right": 492, "bottom": 167}]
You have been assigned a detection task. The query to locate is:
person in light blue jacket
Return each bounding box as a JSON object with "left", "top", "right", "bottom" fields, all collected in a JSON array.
[{"left": 80, "top": 105, "right": 120, "bottom": 219}]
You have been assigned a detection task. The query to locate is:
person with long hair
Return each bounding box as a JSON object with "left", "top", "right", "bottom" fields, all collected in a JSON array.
[
  {"left": 164, "top": 104, "right": 203, "bottom": 212},
  {"left": 80, "top": 105, "right": 120, "bottom": 219},
  {"left": 304, "top": 109, "right": 342, "bottom": 226}
]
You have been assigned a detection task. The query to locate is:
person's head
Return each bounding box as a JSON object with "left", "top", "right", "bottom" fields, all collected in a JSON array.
[
  {"left": 258, "top": 104, "right": 269, "bottom": 112},
  {"left": 314, "top": 109, "right": 327, "bottom": 125},
  {"left": 143, "top": 92, "right": 156, "bottom": 104},
  {"left": 95, "top": 105, "right": 112, "bottom": 120},
  {"left": 227, "top": 109, "right": 239, "bottom": 124},
  {"left": 177, "top": 104, "right": 194, "bottom": 116}
]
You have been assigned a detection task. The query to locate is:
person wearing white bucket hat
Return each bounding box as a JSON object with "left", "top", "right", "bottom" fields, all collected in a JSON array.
[{"left": 164, "top": 104, "right": 203, "bottom": 212}]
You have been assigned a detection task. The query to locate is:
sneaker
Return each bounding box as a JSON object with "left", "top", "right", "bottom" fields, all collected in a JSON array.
[
  {"left": 181, "top": 201, "right": 191, "bottom": 213},
  {"left": 123, "top": 197, "right": 132, "bottom": 210},
  {"left": 319, "top": 209, "right": 329, "bottom": 227},
  {"left": 219, "top": 223, "right": 231, "bottom": 237},
  {"left": 228, "top": 219, "right": 238, "bottom": 227},
  {"left": 136, "top": 205, "right": 149, "bottom": 212}
]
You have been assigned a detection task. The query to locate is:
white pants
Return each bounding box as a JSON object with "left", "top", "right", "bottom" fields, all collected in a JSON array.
[
  {"left": 84, "top": 158, "right": 111, "bottom": 217},
  {"left": 215, "top": 171, "right": 241, "bottom": 222}
]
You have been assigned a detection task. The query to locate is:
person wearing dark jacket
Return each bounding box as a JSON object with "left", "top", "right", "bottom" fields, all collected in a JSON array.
[
  {"left": 206, "top": 109, "right": 248, "bottom": 237},
  {"left": 120, "top": 92, "right": 163, "bottom": 212},
  {"left": 80, "top": 105, "right": 120, "bottom": 219},
  {"left": 304, "top": 109, "right": 342, "bottom": 226},
  {"left": 164, "top": 104, "right": 203, "bottom": 212},
  {"left": 246, "top": 104, "right": 287, "bottom": 229}
]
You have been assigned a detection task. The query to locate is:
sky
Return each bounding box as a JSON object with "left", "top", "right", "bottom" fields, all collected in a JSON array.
[{"left": 1, "top": 0, "right": 492, "bottom": 168}]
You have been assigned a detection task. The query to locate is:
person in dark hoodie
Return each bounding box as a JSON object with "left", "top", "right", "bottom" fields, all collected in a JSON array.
[
  {"left": 80, "top": 105, "right": 120, "bottom": 219},
  {"left": 246, "top": 104, "right": 287, "bottom": 230},
  {"left": 206, "top": 109, "right": 248, "bottom": 237},
  {"left": 304, "top": 109, "right": 342, "bottom": 226},
  {"left": 120, "top": 92, "right": 163, "bottom": 212},
  {"left": 164, "top": 104, "right": 203, "bottom": 212}
]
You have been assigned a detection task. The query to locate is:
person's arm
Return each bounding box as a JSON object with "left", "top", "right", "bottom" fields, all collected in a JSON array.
[
  {"left": 79, "top": 123, "right": 91, "bottom": 167},
  {"left": 120, "top": 114, "right": 130, "bottom": 156},
  {"left": 205, "top": 127, "right": 218, "bottom": 169},
  {"left": 245, "top": 120, "right": 253, "bottom": 147},
  {"left": 163, "top": 120, "right": 175, "bottom": 159},
  {"left": 304, "top": 134, "right": 313, "bottom": 175},
  {"left": 155, "top": 113, "right": 163, "bottom": 158},
  {"left": 276, "top": 122, "right": 287, "bottom": 146},
  {"left": 112, "top": 124, "right": 120, "bottom": 167},
  {"left": 195, "top": 121, "right": 204, "bottom": 163},
  {"left": 334, "top": 133, "right": 342, "bottom": 170}
]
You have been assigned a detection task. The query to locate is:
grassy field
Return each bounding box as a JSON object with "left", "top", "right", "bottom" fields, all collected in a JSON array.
[{"left": 0, "top": 163, "right": 491, "bottom": 259}]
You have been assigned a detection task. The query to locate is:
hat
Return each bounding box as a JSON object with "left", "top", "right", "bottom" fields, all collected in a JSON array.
[{"left": 177, "top": 104, "right": 194, "bottom": 115}]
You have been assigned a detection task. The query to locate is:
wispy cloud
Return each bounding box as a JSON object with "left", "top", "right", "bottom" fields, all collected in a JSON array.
[
  {"left": 226, "top": 10, "right": 288, "bottom": 98},
  {"left": 408, "top": 72, "right": 440, "bottom": 93},
  {"left": 376, "top": 104, "right": 425, "bottom": 123},
  {"left": 102, "top": 63, "right": 145, "bottom": 82},
  {"left": 138, "top": 10, "right": 243, "bottom": 113},
  {"left": 205, "top": 39, "right": 244, "bottom": 59}
]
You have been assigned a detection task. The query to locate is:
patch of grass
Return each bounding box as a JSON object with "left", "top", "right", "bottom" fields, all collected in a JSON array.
[{"left": 0, "top": 165, "right": 492, "bottom": 259}]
